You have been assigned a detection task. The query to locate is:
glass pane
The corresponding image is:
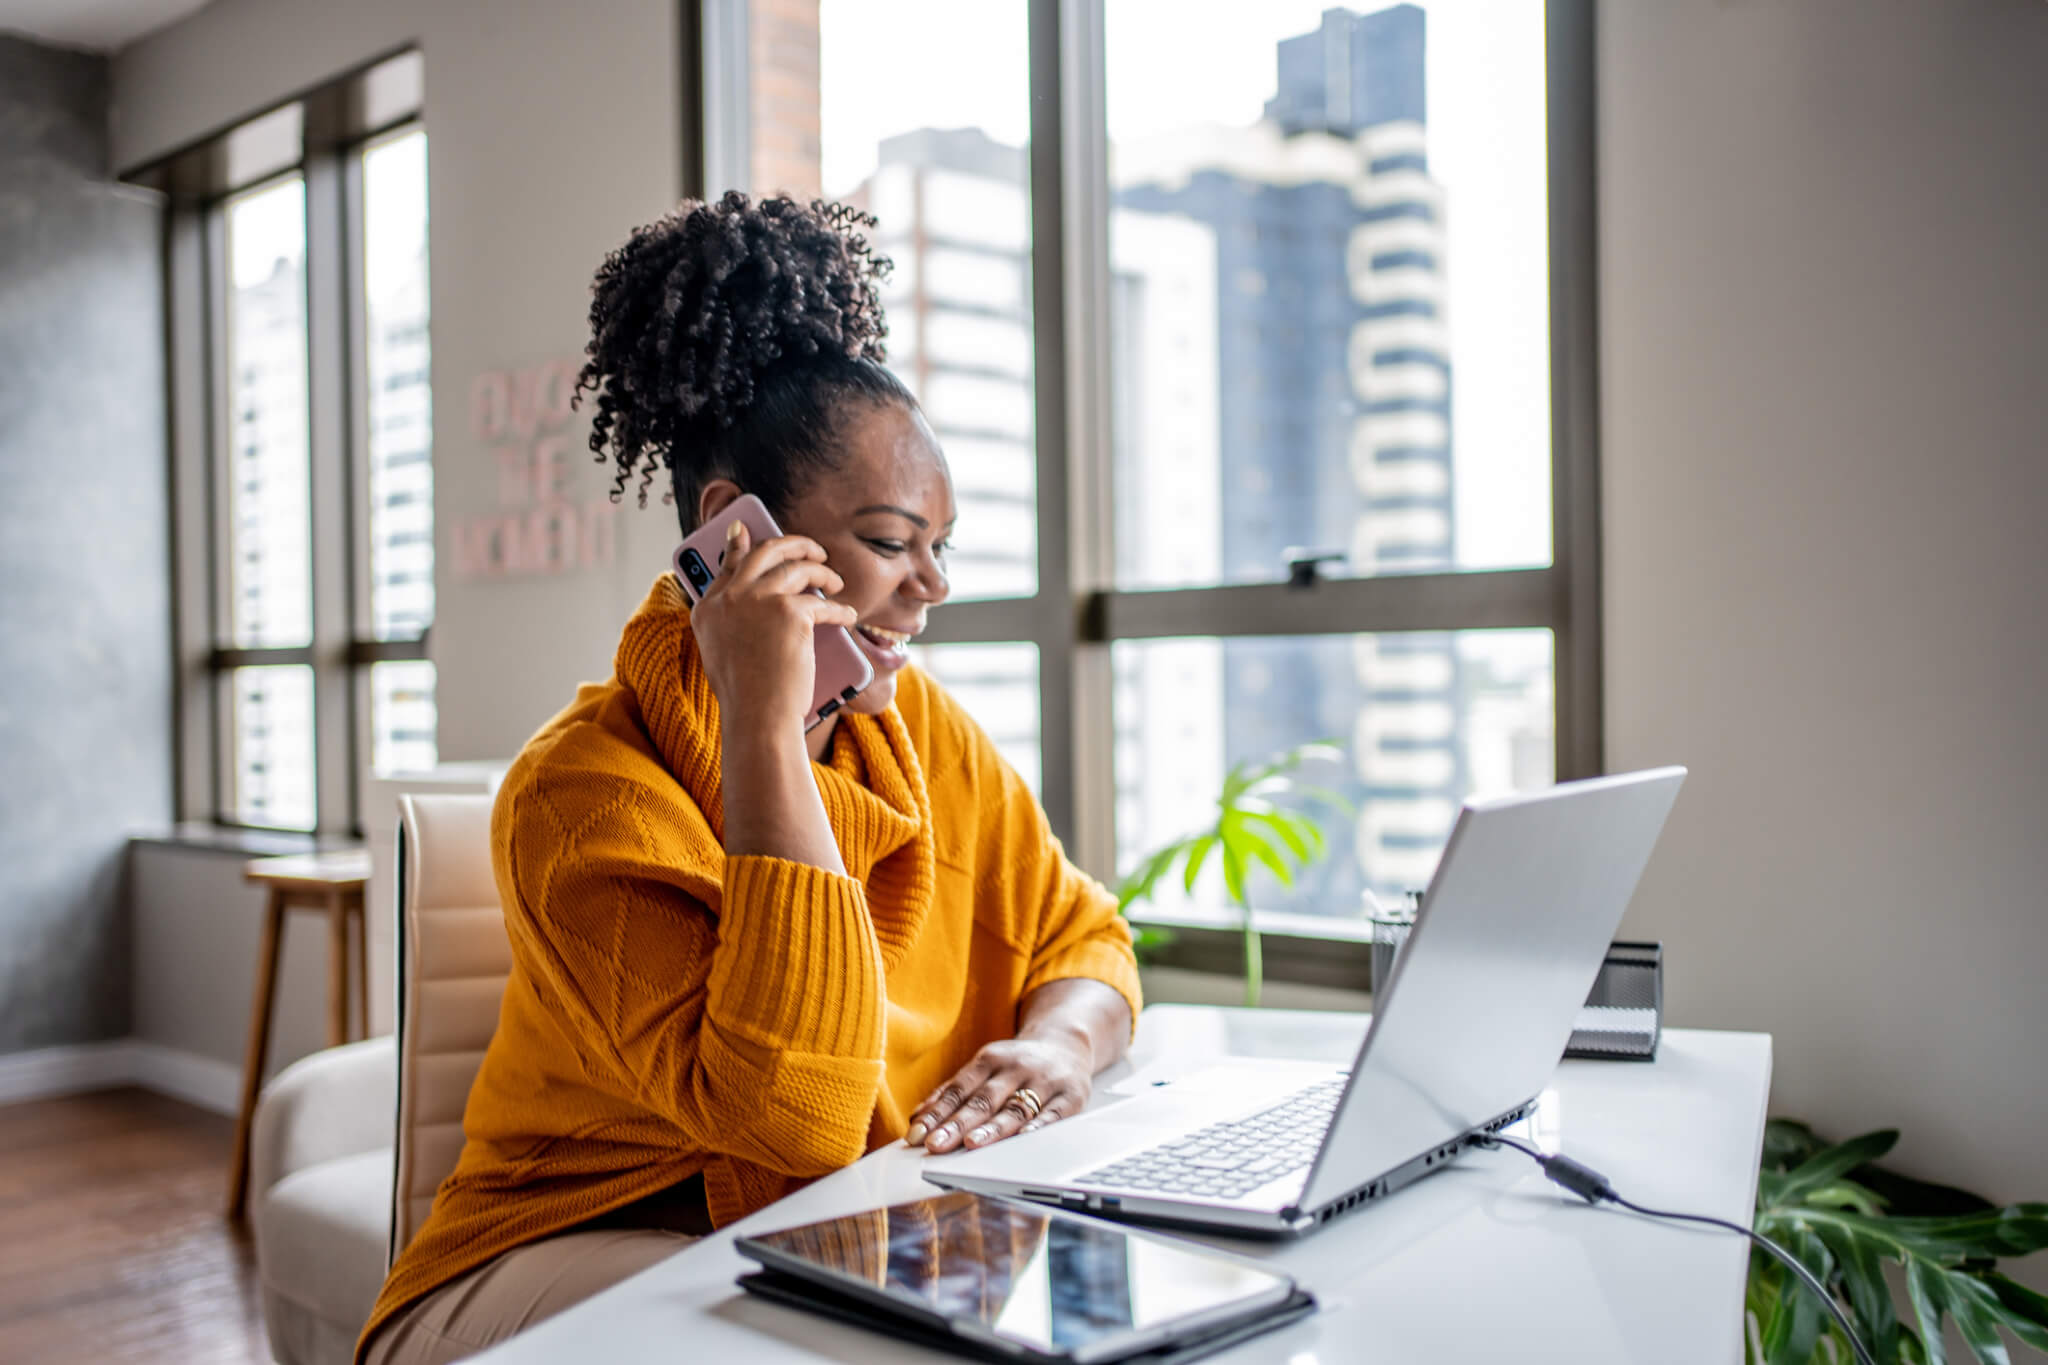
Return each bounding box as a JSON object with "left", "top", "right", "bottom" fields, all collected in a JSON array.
[
  {"left": 750, "top": 0, "right": 1038, "bottom": 603},
  {"left": 226, "top": 177, "right": 312, "bottom": 646},
  {"left": 363, "top": 129, "right": 434, "bottom": 641},
  {"left": 1107, "top": 2, "right": 1552, "bottom": 590},
  {"left": 910, "top": 642, "right": 1041, "bottom": 797},
  {"left": 371, "top": 659, "right": 439, "bottom": 775},
  {"left": 1113, "top": 629, "right": 1553, "bottom": 922},
  {"left": 231, "top": 665, "right": 316, "bottom": 829}
]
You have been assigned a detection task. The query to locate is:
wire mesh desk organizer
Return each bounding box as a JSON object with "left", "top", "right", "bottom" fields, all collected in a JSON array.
[{"left": 1366, "top": 890, "right": 1664, "bottom": 1061}]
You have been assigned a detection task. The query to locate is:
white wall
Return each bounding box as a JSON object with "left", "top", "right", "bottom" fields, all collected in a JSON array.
[
  {"left": 1601, "top": 0, "right": 2048, "bottom": 1205},
  {"left": 113, "top": 0, "right": 688, "bottom": 765}
]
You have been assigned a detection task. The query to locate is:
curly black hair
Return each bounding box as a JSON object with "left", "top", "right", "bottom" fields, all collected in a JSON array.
[{"left": 574, "top": 191, "right": 916, "bottom": 529}]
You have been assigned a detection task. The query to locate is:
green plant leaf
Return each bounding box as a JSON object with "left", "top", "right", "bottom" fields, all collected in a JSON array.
[
  {"left": 1227, "top": 819, "right": 1296, "bottom": 889},
  {"left": 1770, "top": 1227, "right": 1829, "bottom": 1365},
  {"left": 1762, "top": 1119, "right": 1828, "bottom": 1173},
  {"left": 1181, "top": 835, "right": 1217, "bottom": 895},
  {"left": 1906, "top": 1258, "right": 1951, "bottom": 1365},
  {"left": 1809, "top": 1217, "right": 1902, "bottom": 1361},
  {"left": 1221, "top": 842, "right": 1247, "bottom": 906},
  {"left": 1806, "top": 1180, "right": 1889, "bottom": 1217},
  {"left": 1129, "top": 925, "right": 1175, "bottom": 959},
  {"left": 1276, "top": 807, "right": 1329, "bottom": 859},
  {"left": 1980, "top": 1273, "right": 2048, "bottom": 1352},
  {"left": 1884, "top": 1206, "right": 2048, "bottom": 1260},
  {"left": 1118, "top": 841, "right": 1185, "bottom": 911},
  {"left": 1776, "top": 1131, "right": 1901, "bottom": 1204},
  {"left": 1247, "top": 808, "right": 1311, "bottom": 861},
  {"left": 1940, "top": 1272, "right": 2012, "bottom": 1365}
]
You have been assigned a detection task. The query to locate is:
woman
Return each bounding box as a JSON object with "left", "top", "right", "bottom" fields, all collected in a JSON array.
[{"left": 358, "top": 193, "right": 1140, "bottom": 1364}]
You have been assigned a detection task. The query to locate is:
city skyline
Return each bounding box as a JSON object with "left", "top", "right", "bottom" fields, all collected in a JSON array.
[{"left": 823, "top": 3, "right": 1555, "bottom": 911}]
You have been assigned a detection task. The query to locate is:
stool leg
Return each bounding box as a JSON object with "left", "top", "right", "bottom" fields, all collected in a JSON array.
[
  {"left": 327, "top": 891, "right": 350, "bottom": 1048},
  {"left": 227, "top": 888, "right": 287, "bottom": 1222},
  {"left": 351, "top": 897, "right": 369, "bottom": 1041}
]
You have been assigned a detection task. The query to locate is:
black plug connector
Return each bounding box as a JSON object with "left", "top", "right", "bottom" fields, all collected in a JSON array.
[
  {"left": 1467, "top": 1133, "right": 1613, "bottom": 1204},
  {"left": 1536, "top": 1153, "right": 1614, "bottom": 1204}
]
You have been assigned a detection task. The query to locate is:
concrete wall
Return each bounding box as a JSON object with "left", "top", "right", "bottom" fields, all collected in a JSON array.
[
  {"left": 1601, "top": 0, "right": 2048, "bottom": 1204},
  {"left": 112, "top": 0, "right": 688, "bottom": 767},
  {"left": 0, "top": 35, "right": 169, "bottom": 1055}
]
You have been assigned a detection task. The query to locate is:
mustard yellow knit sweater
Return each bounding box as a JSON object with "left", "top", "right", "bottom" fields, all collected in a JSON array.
[{"left": 360, "top": 574, "right": 1141, "bottom": 1353}]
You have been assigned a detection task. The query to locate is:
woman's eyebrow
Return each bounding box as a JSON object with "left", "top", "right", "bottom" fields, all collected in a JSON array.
[{"left": 853, "top": 503, "right": 930, "bottom": 529}]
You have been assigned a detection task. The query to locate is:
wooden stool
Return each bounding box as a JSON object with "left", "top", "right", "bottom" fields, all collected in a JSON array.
[{"left": 226, "top": 849, "right": 373, "bottom": 1222}]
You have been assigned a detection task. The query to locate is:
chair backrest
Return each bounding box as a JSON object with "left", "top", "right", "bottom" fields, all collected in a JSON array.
[{"left": 390, "top": 793, "right": 510, "bottom": 1266}]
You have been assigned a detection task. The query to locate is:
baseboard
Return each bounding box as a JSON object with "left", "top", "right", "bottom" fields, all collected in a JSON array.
[
  {"left": 128, "top": 1041, "right": 241, "bottom": 1116},
  {"left": 0, "top": 1038, "right": 241, "bottom": 1116},
  {"left": 0, "top": 1040, "right": 137, "bottom": 1105}
]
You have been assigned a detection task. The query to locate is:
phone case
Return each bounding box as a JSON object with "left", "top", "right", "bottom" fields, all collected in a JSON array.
[{"left": 672, "top": 494, "right": 874, "bottom": 733}]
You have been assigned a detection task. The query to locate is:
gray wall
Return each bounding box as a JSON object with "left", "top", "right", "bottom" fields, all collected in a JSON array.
[
  {"left": 0, "top": 35, "right": 170, "bottom": 1055},
  {"left": 128, "top": 841, "right": 333, "bottom": 1083},
  {"left": 1602, "top": 0, "right": 2048, "bottom": 1206}
]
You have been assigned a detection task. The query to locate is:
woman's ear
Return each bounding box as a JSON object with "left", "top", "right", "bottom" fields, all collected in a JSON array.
[{"left": 696, "top": 478, "right": 744, "bottom": 530}]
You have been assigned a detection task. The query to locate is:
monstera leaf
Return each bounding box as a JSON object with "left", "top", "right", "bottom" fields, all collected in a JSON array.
[{"left": 1748, "top": 1120, "right": 2048, "bottom": 1364}]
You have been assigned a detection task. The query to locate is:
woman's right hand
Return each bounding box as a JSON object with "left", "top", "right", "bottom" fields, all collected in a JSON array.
[{"left": 688, "top": 520, "right": 859, "bottom": 737}]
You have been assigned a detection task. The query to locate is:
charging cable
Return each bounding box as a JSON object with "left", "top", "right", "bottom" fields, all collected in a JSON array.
[{"left": 1471, "top": 1131, "right": 1876, "bottom": 1365}]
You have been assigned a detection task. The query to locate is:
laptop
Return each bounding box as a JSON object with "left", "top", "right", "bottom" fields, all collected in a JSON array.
[{"left": 922, "top": 766, "right": 1687, "bottom": 1238}]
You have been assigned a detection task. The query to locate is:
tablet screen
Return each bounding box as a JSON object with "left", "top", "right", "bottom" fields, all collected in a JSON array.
[{"left": 738, "top": 1191, "right": 1295, "bottom": 1361}]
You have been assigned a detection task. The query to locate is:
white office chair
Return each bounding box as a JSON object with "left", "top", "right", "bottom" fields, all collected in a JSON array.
[{"left": 250, "top": 794, "right": 508, "bottom": 1365}]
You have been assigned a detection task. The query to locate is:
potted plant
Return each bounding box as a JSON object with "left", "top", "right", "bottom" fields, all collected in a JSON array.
[
  {"left": 1116, "top": 741, "right": 1352, "bottom": 1007},
  {"left": 1748, "top": 1119, "right": 2048, "bottom": 1363}
]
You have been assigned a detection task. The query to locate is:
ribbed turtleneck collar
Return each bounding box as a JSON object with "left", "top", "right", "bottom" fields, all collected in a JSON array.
[{"left": 612, "top": 573, "right": 936, "bottom": 968}]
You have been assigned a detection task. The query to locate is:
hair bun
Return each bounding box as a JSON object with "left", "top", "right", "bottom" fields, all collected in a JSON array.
[{"left": 576, "top": 192, "right": 893, "bottom": 504}]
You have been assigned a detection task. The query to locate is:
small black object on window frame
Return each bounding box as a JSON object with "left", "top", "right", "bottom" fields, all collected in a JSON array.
[{"left": 1283, "top": 549, "right": 1346, "bottom": 588}]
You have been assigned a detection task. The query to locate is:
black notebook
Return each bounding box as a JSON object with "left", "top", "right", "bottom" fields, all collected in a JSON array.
[{"left": 733, "top": 1191, "right": 1315, "bottom": 1364}]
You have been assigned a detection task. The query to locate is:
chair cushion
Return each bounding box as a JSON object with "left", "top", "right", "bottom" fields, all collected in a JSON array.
[
  {"left": 257, "top": 1148, "right": 395, "bottom": 1365},
  {"left": 394, "top": 794, "right": 510, "bottom": 1258}
]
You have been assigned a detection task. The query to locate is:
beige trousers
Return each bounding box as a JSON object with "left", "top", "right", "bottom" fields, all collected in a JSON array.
[{"left": 362, "top": 1229, "right": 697, "bottom": 1365}]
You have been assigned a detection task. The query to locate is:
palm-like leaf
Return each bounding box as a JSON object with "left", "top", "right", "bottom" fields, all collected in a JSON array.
[
  {"left": 1746, "top": 1120, "right": 2048, "bottom": 1365},
  {"left": 1116, "top": 741, "right": 1351, "bottom": 1006}
]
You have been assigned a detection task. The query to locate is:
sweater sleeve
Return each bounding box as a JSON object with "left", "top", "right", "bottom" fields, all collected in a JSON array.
[
  {"left": 497, "top": 787, "right": 886, "bottom": 1180},
  {"left": 954, "top": 704, "right": 1143, "bottom": 1038}
]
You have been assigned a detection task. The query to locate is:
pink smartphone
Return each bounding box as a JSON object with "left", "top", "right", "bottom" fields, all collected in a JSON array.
[{"left": 672, "top": 494, "right": 874, "bottom": 732}]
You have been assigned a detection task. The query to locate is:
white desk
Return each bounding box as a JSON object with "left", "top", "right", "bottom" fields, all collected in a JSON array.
[{"left": 472, "top": 1005, "right": 1771, "bottom": 1364}]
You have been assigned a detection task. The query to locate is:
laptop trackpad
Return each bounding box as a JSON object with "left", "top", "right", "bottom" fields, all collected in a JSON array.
[{"left": 928, "top": 1058, "right": 1341, "bottom": 1182}]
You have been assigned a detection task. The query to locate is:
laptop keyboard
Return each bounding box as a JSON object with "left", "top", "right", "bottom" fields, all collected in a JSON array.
[{"left": 1078, "top": 1077, "right": 1347, "bottom": 1202}]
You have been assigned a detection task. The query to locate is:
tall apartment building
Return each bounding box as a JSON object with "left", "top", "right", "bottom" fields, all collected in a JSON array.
[
  {"left": 364, "top": 238, "right": 437, "bottom": 776},
  {"left": 228, "top": 251, "right": 316, "bottom": 827},
  {"left": 1116, "top": 4, "right": 1465, "bottom": 899}
]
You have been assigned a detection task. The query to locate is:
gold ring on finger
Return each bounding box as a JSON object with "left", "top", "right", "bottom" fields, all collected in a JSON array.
[{"left": 1012, "top": 1087, "right": 1043, "bottom": 1120}]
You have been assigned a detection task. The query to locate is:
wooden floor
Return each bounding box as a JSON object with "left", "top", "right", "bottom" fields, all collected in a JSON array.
[{"left": 0, "top": 1088, "right": 271, "bottom": 1365}]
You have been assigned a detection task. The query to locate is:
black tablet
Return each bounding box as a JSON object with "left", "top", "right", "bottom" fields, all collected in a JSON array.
[{"left": 733, "top": 1191, "right": 1306, "bottom": 1364}]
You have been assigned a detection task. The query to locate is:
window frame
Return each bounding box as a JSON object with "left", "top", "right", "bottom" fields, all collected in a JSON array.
[
  {"left": 149, "top": 53, "right": 429, "bottom": 837},
  {"left": 693, "top": 0, "right": 1603, "bottom": 977}
]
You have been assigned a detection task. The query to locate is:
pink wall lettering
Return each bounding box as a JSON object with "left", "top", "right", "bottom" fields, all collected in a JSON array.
[{"left": 452, "top": 358, "right": 617, "bottom": 580}]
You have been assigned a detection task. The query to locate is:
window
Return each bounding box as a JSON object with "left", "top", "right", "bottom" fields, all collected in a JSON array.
[
  {"left": 361, "top": 127, "right": 438, "bottom": 776},
  {"left": 224, "top": 176, "right": 315, "bottom": 826},
  {"left": 732, "top": 2, "right": 1599, "bottom": 967},
  {"left": 148, "top": 53, "right": 431, "bottom": 833}
]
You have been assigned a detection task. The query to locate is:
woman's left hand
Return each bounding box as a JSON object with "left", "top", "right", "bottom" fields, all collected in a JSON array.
[{"left": 907, "top": 1033, "right": 1094, "bottom": 1154}]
